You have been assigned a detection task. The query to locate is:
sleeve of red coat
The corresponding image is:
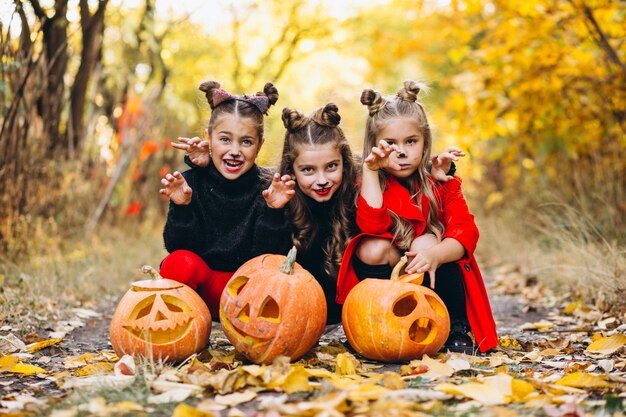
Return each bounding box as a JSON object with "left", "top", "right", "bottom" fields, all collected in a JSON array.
[
  {"left": 356, "top": 194, "right": 394, "bottom": 234},
  {"left": 439, "top": 177, "right": 479, "bottom": 259}
]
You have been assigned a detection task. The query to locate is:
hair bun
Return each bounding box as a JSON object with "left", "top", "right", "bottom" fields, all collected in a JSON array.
[
  {"left": 397, "top": 80, "right": 427, "bottom": 102},
  {"left": 198, "top": 80, "right": 221, "bottom": 109},
  {"left": 360, "top": 88, "right": 386, "bottom": 116},
  {"left": 282, "top": 107, "right": 309, "bottom": 132},
  {"left": 313, "top": 103, "right": 341, "bottom": 127},
  {"left": 260, "top": 82, "right": 279, "bottom": 109}
]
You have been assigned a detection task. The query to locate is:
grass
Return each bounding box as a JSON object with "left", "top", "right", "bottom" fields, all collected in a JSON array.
[
  {"left": 475, "top": 198, "right": 626, "bottom": 309},
  {"left": 0, "top": 220, "right": 168, "bottom": 333}
]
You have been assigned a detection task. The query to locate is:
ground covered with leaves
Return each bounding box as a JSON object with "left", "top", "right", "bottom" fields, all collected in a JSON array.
[{"left": 1, "top": 263, "right": 625, "bottom": 417}]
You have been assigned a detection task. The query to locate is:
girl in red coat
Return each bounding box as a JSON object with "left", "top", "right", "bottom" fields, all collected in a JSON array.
[{"left": 336, "top": 81, "right": 498, "bottom": 353}]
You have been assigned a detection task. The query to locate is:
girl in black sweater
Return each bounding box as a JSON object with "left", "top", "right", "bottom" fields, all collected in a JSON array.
[{"left": 159, "top": 81, "right": 295, "bottom": 318}]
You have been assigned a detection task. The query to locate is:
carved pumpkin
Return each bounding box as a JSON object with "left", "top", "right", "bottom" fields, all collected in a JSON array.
[
  {"left": 110, "top": 266, "right": 212, "bottom": 362},
  {"left": 342, "top": 256, "right": 450, "bottom": 362},
  {"left": 219, "top": 247, "right": 326, "bottom": 364}
]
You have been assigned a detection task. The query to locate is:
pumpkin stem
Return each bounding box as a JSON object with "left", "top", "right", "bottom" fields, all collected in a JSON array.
[
  {"left": 141, "top": 265, "right": 161, "bottom": 280},
  {"left": 391, "top": 255, "right": 408, "bottom": 281},
  {"left": 279, "top": 246, "right": 298, "bottom": 275}
]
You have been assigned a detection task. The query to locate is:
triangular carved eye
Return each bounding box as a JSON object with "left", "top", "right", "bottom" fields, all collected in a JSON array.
[
  {"left": 259, "top": 296, "right": 280, "bottom": 322},
  {"left": 425, "top": 295, "right": 447, "bottom": 318},
  {"left": 132, "top": 294, "right": 156, "bottom": 319},
  {"left": 392, "top": 293, "right": 417, "bottom": 317},
  {"left": 237, "top": 304, "right": 251, "bottom": 323},
  {"left": 227, "top": 276, "right": 249, "bottom": 296}
]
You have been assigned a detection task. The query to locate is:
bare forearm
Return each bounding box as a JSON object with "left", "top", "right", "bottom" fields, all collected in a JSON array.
[
  {"left": 433, "top": 238, "right": 465, "bottom": 265},
  {"left": 360, "top": 166, "right": 383, "bottom": 208}
]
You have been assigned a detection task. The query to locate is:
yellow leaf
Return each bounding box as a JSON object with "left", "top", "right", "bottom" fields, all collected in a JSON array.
[
  {"left": 336, "top": 353, "right": 357, "bottom": 375},
  {"left": 562, "top": 301, "right": 581, "bottom": 314},
  {"left": 0, "top": 355, "right": 19, "bottom": 371},
  {"left": 555, "top": 372, "right": 613, "bottom": 388},
  {"left": 214, "top": 390, "right": 258, "bottom": 406},
  {"left": 281, "top": 367, "right": 313, "bottom": 393},
  {"left": 410, "top": 354, "right": 454, "bottom": 380},
  {"left": 75, "top": 362, "right": 115, "bottom": 377},
  {"left": 10, "top": 363, "right": 47, "bottom": 376},
  {"left": 511, "top": 379, "right": 534, "bottom": 402},
  {"left": 497, "top": 336, "right": 522, "bottom": 349},
  {"left": 586, "top": 334, "right": 626, "bottom": 355},
  {"left": 538, "top": 348, "right": 562, "bottom": 357},
  {"left": 25, "top": 338, "right": 63, "bottom": 353},
  {"left": 436, "top": 373, "right": 512, "bottom": 405},
  {"left": 306, "top": 368, "right": 336, "bottom": 379},
  {"left": 347, "top": 383, "right": 390, "bottom": 402},
  {"left": 381, "top": 372, "right": 405, "bottom": 390},
  {"left": 63, "top": 353, "right": 97, "bottom": 369},
  {"left": 172, "top": 403, "right": 216, "bottom": 417}
]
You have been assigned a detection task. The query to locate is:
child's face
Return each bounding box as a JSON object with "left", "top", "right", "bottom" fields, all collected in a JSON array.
[
  {"left": 376, "top": 117, "right": 424, "bottom": 179},
  {"left": 293, "top": 143, "right": 343, "bottom": 203},
  {"left": 210, "top": 115, "right": 262, "bottom": 180}
]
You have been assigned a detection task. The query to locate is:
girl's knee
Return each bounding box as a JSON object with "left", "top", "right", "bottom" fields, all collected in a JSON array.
[
  {"left": 356, "top": 237, "right": 395, "bottom": 265},
  {"left": 410, "top": 233, "right": 440, "bottom": 252}
]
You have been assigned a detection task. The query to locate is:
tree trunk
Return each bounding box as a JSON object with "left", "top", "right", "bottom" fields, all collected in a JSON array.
[
  {"left": 31, "top": 0, "right": 69, "bottom": 153},
  {"left": 69, "top": 0, "right": 110, "bottom": 154}
]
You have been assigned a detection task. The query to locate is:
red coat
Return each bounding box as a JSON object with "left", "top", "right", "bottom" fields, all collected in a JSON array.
[{"left": 336, "top": 176, "right": 498, "bottom": 353}]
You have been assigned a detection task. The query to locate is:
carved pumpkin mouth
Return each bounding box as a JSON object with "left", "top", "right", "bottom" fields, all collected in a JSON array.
[
  {"left": 124, "top": 319, "right": 193, "bottom": 345},
  {"left": 220, "top": 310, "right": 272, "bottom": 348},
  {"left": 408, "top": 317, "right": 438, "bottom": 345}
]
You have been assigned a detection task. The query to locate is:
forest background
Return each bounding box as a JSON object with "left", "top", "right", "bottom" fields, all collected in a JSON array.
[{"left": 0, "top": 0, "right": 624, "bottom": 323}]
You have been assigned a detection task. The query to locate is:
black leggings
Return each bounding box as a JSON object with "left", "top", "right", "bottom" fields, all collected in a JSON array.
[{"left": 352, "top": 256, "right": 467, "bottom": 322}]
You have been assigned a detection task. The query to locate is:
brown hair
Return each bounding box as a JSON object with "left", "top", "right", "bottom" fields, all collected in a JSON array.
[
  {"left": 198, "top": 80, "right": 279, "bottom": 140},
  {"left": 279, "top": 103, "right": 357, "bottom": 276},
  {"left": 361, "top": 80, "right": 444, "bottom": 248}
]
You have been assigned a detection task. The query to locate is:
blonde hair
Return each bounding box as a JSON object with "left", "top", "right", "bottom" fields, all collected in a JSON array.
[
  {"left": 279, "top": 103, "right": 358, "bottom": 276},
  {"left": 360, "top": 80, "right": 444, "bottom": 249}
]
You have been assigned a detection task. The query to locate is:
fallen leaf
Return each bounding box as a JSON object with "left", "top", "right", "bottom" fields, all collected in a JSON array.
[
  {"left": 555, "top": 372, "right": 613, "bottom": 388},
  {"left": 74, "top": 362, "right": 114, "bottom": 377},
  {"left": 214, "top": 390, "right": 258, "bottom": 406},
  {"left": 436, "top": 373, "right": 513, "bottom": 406},
  {"left": 336, "top": 352, "right": 358, "bottom": 375},
  {"left": 347, "top": 383, "right": 390, "bottom": 402},
  {"left": 586, "top": 334, "right": 626, "bottom": 355},
  {"left": 148, "top": 388, "right": 196, "bottom": 404},
  {"left": 114, "top": 355, "right": 136, "bottom": 376},
  {"left": 381, "top": 372, "right": 405, "bottom": 389},
  {"left": 511, "top": 379, "right": 534, "bottom": 402},
  {"left": 25, "top": 338, "right": 63, "bottom": 353},
  {"left": 172, "top": 403, "right": 217, "bottom": 417},
  {"left": 280, "top": 366, "right": 313, "bottom": 393},
  {"left": 0, "top": 334, "right": 27, "bottom": 354}
]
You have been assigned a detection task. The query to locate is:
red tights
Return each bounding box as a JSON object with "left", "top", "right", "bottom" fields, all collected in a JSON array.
[{"left": 159, "top": 250, "right": 233, "bottom": 320}]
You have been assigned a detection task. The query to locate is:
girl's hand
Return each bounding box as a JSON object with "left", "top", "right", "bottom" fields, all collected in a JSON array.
[
  {"left": 431, "top": 146, "right": 465, "bottom": 182},
  {"left": 364, "top": 140, "right": 402, "bottom": 172},
  {"left": 172, "top": 136, "right": 211, "bottom": 167},
  {"left": 262, "top": 173, "right": 296, "bottom": 208},
  {"left": 159, "top": 171, "right": 192, "bottom": 205},
  {"left": 405, "top": 247, "right": 441, "bottom": 289}
]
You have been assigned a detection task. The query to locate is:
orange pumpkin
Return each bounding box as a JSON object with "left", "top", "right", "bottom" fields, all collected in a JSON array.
[
  {"left": 110, "top": 266, "right": 212, "bottom": 362},
  {"left": 219, "top": 247, "right": 326, "bottom": 364},
  {"left": 342, "top": 256, "right": 450, "bottom": 362}
]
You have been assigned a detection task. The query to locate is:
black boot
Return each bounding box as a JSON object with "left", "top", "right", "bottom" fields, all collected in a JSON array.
[{"left": 443, "top": 320, "right": 474, "bottom": 354}]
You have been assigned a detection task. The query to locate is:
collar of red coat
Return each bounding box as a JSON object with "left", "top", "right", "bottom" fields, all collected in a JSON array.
[{"left": 382, "top": 175, "right": 430, "bottom": 224}]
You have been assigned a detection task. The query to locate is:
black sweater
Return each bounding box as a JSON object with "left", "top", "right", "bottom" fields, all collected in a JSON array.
[
  {"left": 163, "top": 162, "right": 292, "bottom": 272},
  {"left": 295, "top": 196, "right": 356, "bottom": 324}
]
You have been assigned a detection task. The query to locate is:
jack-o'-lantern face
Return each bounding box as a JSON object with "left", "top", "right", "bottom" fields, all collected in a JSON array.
[
  {"left": 110, "top": 273, "right": 212, "bottom": 363},
  {"left": 220, "top": 276, "right": 283, "bottom": 349},
  {"left": 390, "top": 290, "right": 448, "bottom": 346},
  {"left": 342, "top": 278, "right": 450, "bottom": 362},
  {"left": 124, "top": 293, "right": 194, "bottom": 344},
  {"left": 219, "top": 250, "right": 327, "bottom": 364}
]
